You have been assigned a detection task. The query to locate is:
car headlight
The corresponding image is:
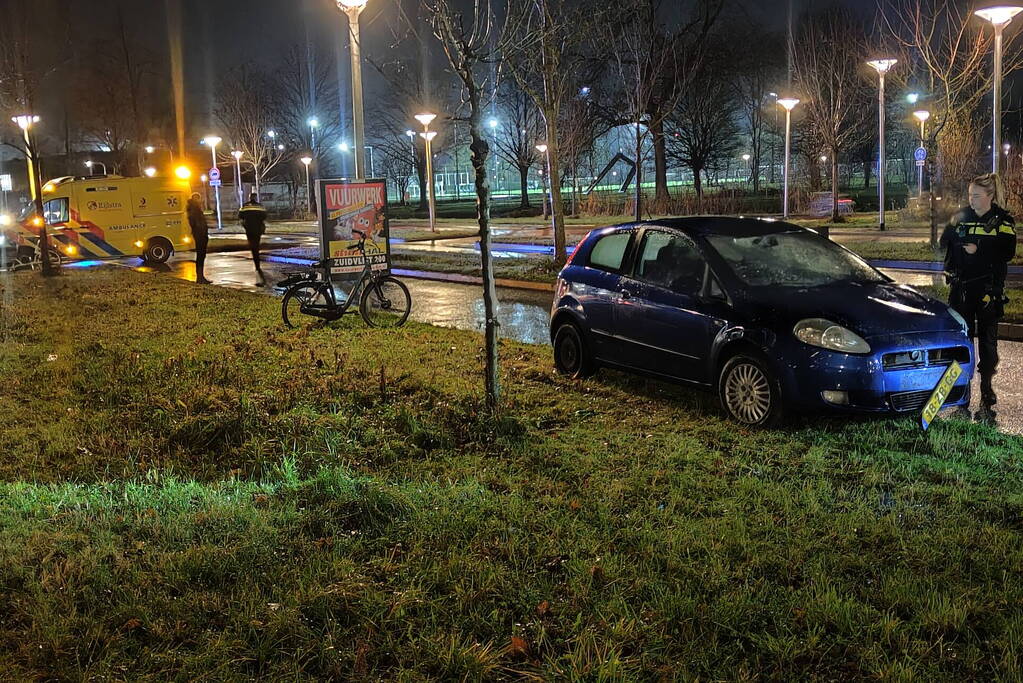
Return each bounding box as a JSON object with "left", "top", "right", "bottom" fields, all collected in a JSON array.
[
  {"left": 794, "top": 318, "right": 871, "bottom": 354},
  {"left": 948, "top": 307, "right": 969, "bottom": 335}
]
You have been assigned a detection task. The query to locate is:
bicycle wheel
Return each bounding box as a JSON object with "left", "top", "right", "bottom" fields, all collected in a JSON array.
[
  {"left": 359, "top": 276, "right": 411, "bottom": 328},
  {"left": 282, "top": 282, "right": 331, "bottom": 329}
]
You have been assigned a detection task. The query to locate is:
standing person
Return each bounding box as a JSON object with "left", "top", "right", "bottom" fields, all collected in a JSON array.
[
  {"left": 186, "top": 193, "right": 211, "bottom": 284},
  {"left": 940, "top": 173, "right": 1017, "bottom": 424},
  {"left": 238, "top": 192, "right": 268, "bottom": 285}
]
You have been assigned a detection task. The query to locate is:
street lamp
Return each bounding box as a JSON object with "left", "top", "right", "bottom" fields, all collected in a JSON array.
[
  {"left": 145, "top": 145, "right": 155, "bottom": 155},
  {"left": 202, "top": 136, "right": 223, "bottom": 230},
  {"left": 231, "top": 150, "right": 244, "bottom": 207},
  {"left": 336, "top": 0, "right": 369, "bottom": 179},
  {"left": 300, "top": 156, "right": 314, "bottom": 214},
  {"left": 913, "top": 110, "right": 930, "bottom": 198},
  {"left": 867, "top": 58, "right": 897, "bottom": 231},
  {"left": 84, "top": 160, "right": 108, "bottom": 175},
  {"left": 416, "top": 112, "right": 438, "bottom": 232},
  {"left": 488, "top": 118, "right": 500, "bottom": 191},
  {"left": 200, "top": 174, "right": 209, "bottom": 209},
  {"left": 536, "top": 143, "right": 550, "bottom": 219},
  {"left": 975, "top": 5, "right": 1023, "bottom": 174},
  {"left": 906, "top": 92, "right": 919, "bottom": 105},
  {"left": 144, "top": 167, "right": 157, "bottom": 177},
  {"left": 777, "top": 98, "right": 799, "bottom": 219},
  {"left": 11, "top": 114, "right": 54, "bottom": 274}
]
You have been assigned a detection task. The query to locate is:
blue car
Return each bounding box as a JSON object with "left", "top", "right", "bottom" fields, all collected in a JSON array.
[{"left": 550, "top": 217, "right": 974, "bottom": 425}]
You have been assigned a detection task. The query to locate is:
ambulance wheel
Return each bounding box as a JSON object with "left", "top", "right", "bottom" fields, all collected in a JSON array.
[{"left": 143, "top": 238, "right": 173, "bottom": 264}]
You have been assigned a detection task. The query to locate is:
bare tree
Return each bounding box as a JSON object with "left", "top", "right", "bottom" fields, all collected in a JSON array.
[
  {"left": 731, "top": 26, "right": 785, "bottom": 194},
  {"left": 422, "top": 0, "right": 507, "bottom": 408},
  {"left": 214, "top": 65, "right": 287, "bottom": 194},
  {"left": 884, "top": 0, "right": 1023, "bottom": 189},
  {"left": 491, "top": 79, "right": 544, "bottom": 209},
  {"left": 275, "top": 46, "right": 345, "bottom": 188},
  {"left": 504, "top": 0, "right": 600, "bottom": 265},
  {"left": 792, "top": 7, "right": 872, "bottom": 222},
  {"left": 593, "top": 0, "right": 723, "bottom": 216},
  {"left": 666, "top": 54, "right": 740, "bottom": 207}
]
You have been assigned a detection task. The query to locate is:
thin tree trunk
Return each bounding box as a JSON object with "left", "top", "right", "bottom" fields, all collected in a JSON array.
[
  {"left": 467, "top": 85, "right": 500, "bottom": 408},
  {"left": 692, "top": 163, "right": 704, "bottom": 210},
  {"left": 541, "top": 106, "right": 566, "bottom": 267},
  {"left": 518, "top": 164, "right": 530, "bottom": 208}
]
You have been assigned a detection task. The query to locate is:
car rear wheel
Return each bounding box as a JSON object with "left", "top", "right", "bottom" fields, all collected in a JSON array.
[
  {"left": 553, "top": 321, "right": 595, "bottom": 379},
  {"left": 718, "top": 353, "right": 783, "bottom": 427},
  {"left": 143, "top": 237, "right": 173, "bottom": 264}
]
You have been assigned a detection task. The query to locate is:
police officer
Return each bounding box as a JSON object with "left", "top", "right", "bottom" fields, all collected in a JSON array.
[
  {"left": 186, "top": 193, "right": 211, "bottom": 284},
  {"left": 238, "top": 192, "right": 268, "bottom": 285},
  {"left": 940, "top": 173, "right": 1017, "bottom": 423}
]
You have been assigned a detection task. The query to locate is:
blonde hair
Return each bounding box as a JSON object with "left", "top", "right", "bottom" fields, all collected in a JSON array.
[{"left": 970, "top": 172, "right": 1004, "bottom": 206}]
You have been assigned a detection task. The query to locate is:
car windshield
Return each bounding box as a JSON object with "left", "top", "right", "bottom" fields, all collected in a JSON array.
[{"left": 706, "top": 231, "right": 885, "bottom": 288}]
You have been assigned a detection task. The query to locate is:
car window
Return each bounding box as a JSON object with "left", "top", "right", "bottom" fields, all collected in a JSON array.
[
  {"left": 587, "top": 232, "right": 631, "bottom": 271},
  {"left": 634, "top": 231, "right": 704, "bottom": 294},
  {"left": 43, "top": 197, "right": 69, "bottom": 225},
  {"left": 706, "top": 231, "right": 885, "bottom": 288}
]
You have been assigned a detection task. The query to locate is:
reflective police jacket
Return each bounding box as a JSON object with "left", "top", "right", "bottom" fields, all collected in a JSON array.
[
  {"left": 940, "top": 204, "right": 1017, "bottom": 293},
  {"left": 238, "top": 202, "right": 268, "bottom": 234}
]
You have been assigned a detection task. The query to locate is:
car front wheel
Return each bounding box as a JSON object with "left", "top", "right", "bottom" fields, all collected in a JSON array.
[
  {"left": 718, "top": 353, "right": 783, "bottom": 426},
  {"left": 553, "top": 321, "right": 595, "bottom": 379}
]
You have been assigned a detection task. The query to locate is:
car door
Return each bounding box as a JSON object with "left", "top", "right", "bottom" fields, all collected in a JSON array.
[
  {"left": 575, "top": 228, "right": 636, "bottom": 360},
  {"left": 613, "top": 229, "right": 721, "bottom": 384}
]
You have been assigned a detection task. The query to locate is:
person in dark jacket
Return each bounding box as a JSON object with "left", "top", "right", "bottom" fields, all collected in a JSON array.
[
  {"left": 238, "top": 192, "right": 268, "bottom": 284},
  {"left": 186, "top": 193, "right": 211, "bottom": 284},
  {"left": 940, "top": 172, "right": 1017, "bottom": 423}
]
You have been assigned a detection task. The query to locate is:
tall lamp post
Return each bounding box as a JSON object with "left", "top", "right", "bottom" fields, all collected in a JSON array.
[
  {"left": 913, "top": 110, "right": 930, "bottom": 198},
  {"left": 488, "top": 118, "right": 499, "bottom": 192},
  {"left": 336, "top": 0, "right": 369, "bottom": 180},
  {"left": 777, "top": 98, "right": 799, "bottom": 219},
  {"left": 976, "top": 5, "right": 1023, "bottom": 174},
  {"left": 867, "top": 59, "right": 897, "bottom": 232},
  {"left": 11, "top": 114, "right": 54, "bottom": 275},
  {"left": 536, "top": 143, "right": 550, "bottom": 219},
  {"left": 202, "top": 135, "right": 223, "bottom": 231},
  {"left": 231, "top": 150, "right": 244, "bottom": 207},
  {"left": 416, "top": 112, "right": 437, "bottom": 232},
  {"left": 741, "top": 153, "right": 751, "bottom": 186},
  {"left": 300, "top": 156, "right": 314, "bottom": 214}
]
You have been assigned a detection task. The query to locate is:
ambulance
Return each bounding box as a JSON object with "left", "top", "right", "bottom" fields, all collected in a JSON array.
[{"left": 16, "top": 174, "right": 194, "bottom": 263}]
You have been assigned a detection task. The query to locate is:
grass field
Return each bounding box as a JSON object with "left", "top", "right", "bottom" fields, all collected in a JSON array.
[{"left": 2, "top": 269, "right": 1023, "bottom": 679}]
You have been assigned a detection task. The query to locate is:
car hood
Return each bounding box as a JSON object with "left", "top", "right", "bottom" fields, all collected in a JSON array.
[{"left": 739, "top": 280, "right": 961, "bottom": 338}]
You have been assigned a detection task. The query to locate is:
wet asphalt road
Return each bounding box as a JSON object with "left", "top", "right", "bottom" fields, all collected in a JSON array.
[{"left": 109, "top": 250, "right": 1023, "bottom": 434}]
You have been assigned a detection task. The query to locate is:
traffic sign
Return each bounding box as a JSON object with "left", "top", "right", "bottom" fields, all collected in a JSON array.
[
  {"left": 914, "top": 146, "right": 927, "bottom": 162},
  {"left": 208, "top": 167, "right": 221, "bottom": 182},
  {"left": 210, "top": 179, "right": 222, "bottom": 187},
  {"left": 916, "top": 160, "right": 925, "bottom": 167}
]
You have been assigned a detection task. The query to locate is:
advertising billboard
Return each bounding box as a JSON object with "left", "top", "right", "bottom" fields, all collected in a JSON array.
[{"left": 317, "top": 178, "right": 389, "bottom": 280}]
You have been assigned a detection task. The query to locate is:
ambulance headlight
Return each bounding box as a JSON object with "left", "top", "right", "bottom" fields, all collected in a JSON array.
[{"left": 948, "top": 307, "right": 969, "bottom": 335}]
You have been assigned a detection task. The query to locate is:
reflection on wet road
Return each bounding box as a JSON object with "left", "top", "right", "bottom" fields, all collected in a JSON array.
[{"left": 125, "top": 252, "right": 555, "bottom": 346}]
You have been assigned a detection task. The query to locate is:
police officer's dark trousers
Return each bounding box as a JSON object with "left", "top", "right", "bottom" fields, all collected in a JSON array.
[{"left": 950, "top": 282, "right": 1000, "bottom": 404}]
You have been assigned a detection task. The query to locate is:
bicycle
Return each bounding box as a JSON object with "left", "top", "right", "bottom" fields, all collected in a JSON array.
[{"left": 279, "top": 228, "right": 411, "bottom": 329}]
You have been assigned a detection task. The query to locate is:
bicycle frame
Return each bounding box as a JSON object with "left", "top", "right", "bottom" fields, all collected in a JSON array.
[{"left": 296, "top": 236, "right": 382, "bottom": 320}]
